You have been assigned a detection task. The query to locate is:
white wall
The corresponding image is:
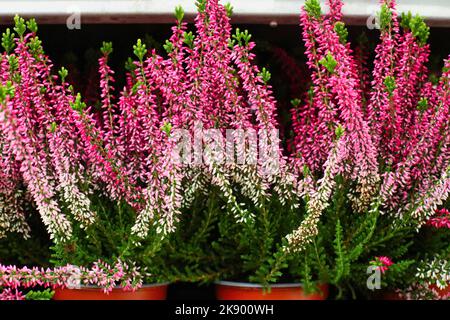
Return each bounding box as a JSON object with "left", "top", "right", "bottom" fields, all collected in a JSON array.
[{"left": 0, "top": 0, "right": 449, "bottom": 26}]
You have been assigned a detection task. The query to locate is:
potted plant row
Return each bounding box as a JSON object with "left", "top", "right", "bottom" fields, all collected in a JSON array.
[{"left": 0, "top": 0, "right": 449, "bottom": 300}]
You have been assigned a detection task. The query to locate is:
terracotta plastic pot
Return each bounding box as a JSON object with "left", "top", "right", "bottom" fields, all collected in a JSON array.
[
  {"left": 379, "top": 291, "right": 404, "bottom": 300},
  {"left": 429, "top": 283, "right": 450, "bottom": 299},
  {"left": 215, "top": 281, "right": 328, "bottom": 300},
  {"left": 53, "top": 283, "right": 169, "bottom": 300}
]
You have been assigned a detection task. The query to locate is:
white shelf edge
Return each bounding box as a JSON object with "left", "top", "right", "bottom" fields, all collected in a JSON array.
[{"left": 0, "top": 1, "right": 449, "bottom": 26}]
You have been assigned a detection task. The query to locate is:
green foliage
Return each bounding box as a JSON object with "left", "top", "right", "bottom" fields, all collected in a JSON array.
[
  {"left": 100, "top": 41, "right": 113, "bottom": 56},
  {"left": 49, "top": 121, "right": 57, "bottom": 133},
  {"left": 417, "top": 97, "right": 429, "bottom": 112},
  {"left": 131, "top": 80, "right": 143, "bottom": 95},
  {"left": 401, "top": 12, "right": 430, "bottom": 46},
  {"left": 174, "top": 5, "right": 185, "bottom": 24},
  {"left": 319, "top": 52, "right": 338, "bottom": 73},
  {"left": 191, "top": 182, "right": 312, "bottom": 289},
  {"left": 304, "top": 0, "right": 322, "bottom": 19},
  {"left": 196, "top": 0, "right": 207, "bottom": 13},
  {"left": 27, "top": 36, "right": 43, "bottom": 57},
  {"left": 379, "top": 259, "right": 416, "bottom": 289},
  {"left": 300, "top": 254, "right": 314, "bottom": 293},
  {"left": 333, "top": 220, "right": 350, "bottom": 284},
  {"left": 302, "top": 164, "right": 311, "bottom": 178},
  {"left": 125, "top": 57, "right": 137, "bottom": 73},
  {"left": 183, "top": 31, "right": 195, "bottom": 49},
  {"left": 25, "top": 289, "right": 54, "bottom": 300},
  {"left": 224, "top": 3, "right": 234, "bottom": 18},
  {"left": 290, "top": 98, "right": 301, "bottom": 107},
  {"left": 307, "top": 86, "right": 314, "bottom": 100},
  {"left": 233, "top": 28, "right": 252, "bottom": 47},
  {"left": 1, "top": 28, "right": 15, "bottom": 53},
  {"left": 70, "top": 93, "right": 87, "bottom": 112},
  {"left": 384, "top": 75, "right": 396, "bottom": 96},
  {"left": 334, "top": 22, "right": 348, "bottom": 44},
  {"left": 348, "top": 210, "right": 378, "bottom": 262},
  {"left": 50, "top": 193, "right": 168, "bottom": 284},
  {"left": 0, "top": 81, "right": 15, "bottom": 102},
  {"left": 258, "top": 67, "right": 271, "bottom": 84},
  {"left": 26, "top": 18, "right": 38, "bottom": 33},
  {"left": 58, "top": 67, "right": 69, "bottom": 82},
  {"left": 378, "top": 4, "right": 393, "bottom": 32},
  {"left": 133, "top": 39, "right": 147, "bottom": 62},
  {"left": 0, "top": 210, "right": 52, "bottom": 267},
  {"left": 161, "top": 121, "right": 173, "bottom": 136},
  {"left": 400, "top": 12, "right": 413, "bottom": 30},
  {"left": 294, "top": 172, "right": 446, "bottom": 299},
  {"left": 166, "top": 190, "right": 223, "bottom": 283},
  {"left": 163, "top": 40, "right": 174, "bottom": 54},
  {"left": 13, "top": 15, "right": 26, "bottom": 37},
  {"left": 335, "top": 124, "right": 345, "bottom": 140}
]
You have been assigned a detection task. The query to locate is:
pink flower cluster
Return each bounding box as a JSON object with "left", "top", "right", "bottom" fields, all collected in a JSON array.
[
  {"left": 426, "top": 208, "right": 450, "bottom": 229},
  {"left": 0, "top": 260, "right": 144, "bottom": 299},
  {"left": 290, "top": 0, "right": 450, "bottom": 221},
  {"left": 0, "top": 288, "right": 25, "bottom": 300},
  {"left": 372, "top": 256, "right": 394, "bottom": 274},
  {"left": 0, "top": 1, "right": 289, "bottom": 241}
]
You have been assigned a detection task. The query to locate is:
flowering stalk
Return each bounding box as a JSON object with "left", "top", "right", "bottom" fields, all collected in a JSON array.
[
  {"left": 0, "top": 260, "right": 145, "bottom": 299},
  {"left": 285, "top": 128, "right": 348, "bottom": 253},
  {"left": 370, "top": 256, "right": 394, "bottom": 274}
]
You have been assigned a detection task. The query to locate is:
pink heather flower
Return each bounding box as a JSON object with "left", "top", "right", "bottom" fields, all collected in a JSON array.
[
  {"left": 0, "top": 90, "right": 73, "bottom": 242},
  {"left": 0, "top": 139, "right": 30, "bottom": 238},
  {"left": 286, "top": 135, "right": 350, "bottom": 252},
  {"left": 294, "top": 0, "right": 379, "bottom": 212},
  {"left": 372, "top": 256, "right": 394, "bottom": 274},
  {"left": 292, "top": 5, "right": 337, "bottom": 172},
  {"left": 291, "top": 0, "right": 448, "bottom": 226},
  {"left": 0, "top": 0, "right": 295, "bottom": 243},
  {"left": 0, "top": 260, "right": 143, "bottom": 298},
  {"left": 426, "top": 208, "right": 450, "bottom": 229},
  {"left": 0, "top": 288, "right": 25, "bottom": 300}
]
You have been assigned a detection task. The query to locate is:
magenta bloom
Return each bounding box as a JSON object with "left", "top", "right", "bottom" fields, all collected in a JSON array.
[
  {"left": 426, "top": 209, "right": 450, "bottom": 229},
  {"left": 0, "top": 288, "right": 25, "bottom": 300},
  {"left": 373, "top": 256, "right": 394, "bottom": 274}
]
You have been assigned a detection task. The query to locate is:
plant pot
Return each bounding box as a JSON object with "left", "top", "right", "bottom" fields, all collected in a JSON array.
[
  {"left": 53, "top": 283, "right": 169, "bottom": 300},
  {"left": 379, "top": 291, "right": 404, "bottom": 300},
  {"left": 167, "top": 282, "right": 216, "bottom": 300},
  {"left": 429, "top": 283, "right": 450, "bottom": 299},
  {"left": 215, "top": 281, "right": 328, "bottom": 300}
]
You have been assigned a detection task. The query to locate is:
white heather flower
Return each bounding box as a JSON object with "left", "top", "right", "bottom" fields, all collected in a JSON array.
[{"left": 285, "top": 137, "right": 349, "bottom": 253}]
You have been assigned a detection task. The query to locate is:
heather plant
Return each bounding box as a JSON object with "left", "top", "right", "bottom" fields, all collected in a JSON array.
[
  {"left": 0, "top": 0, "right": 449, "bottom": 300},
  {"left": 284, "top": 0, "right": 450, "bottom": 298},
  {"left": 400, "top": 252, "right": 450, "bottom": 300},
  {"left": 0, "top": 15, "right": 180, "bottom": 289},
  {"left": 0, "top": 259, "right": 145, "bottom": 298},
  {"left": 0, "top": 0, "right": 303, "bottom": 294},
  {"left": 142, "top": 0, "right": 305, "bottom": 284},
  {"left": 160, "top": 0, "right": 340, "bottom": 290}
]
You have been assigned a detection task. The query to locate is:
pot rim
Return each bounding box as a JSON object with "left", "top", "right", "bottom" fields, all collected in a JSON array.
[
  {"left": 58, "top": 282, "right": 170, "bottom": 290},
  {"left": 215, "top": 280, "right": 310, "bottom": 289}
]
